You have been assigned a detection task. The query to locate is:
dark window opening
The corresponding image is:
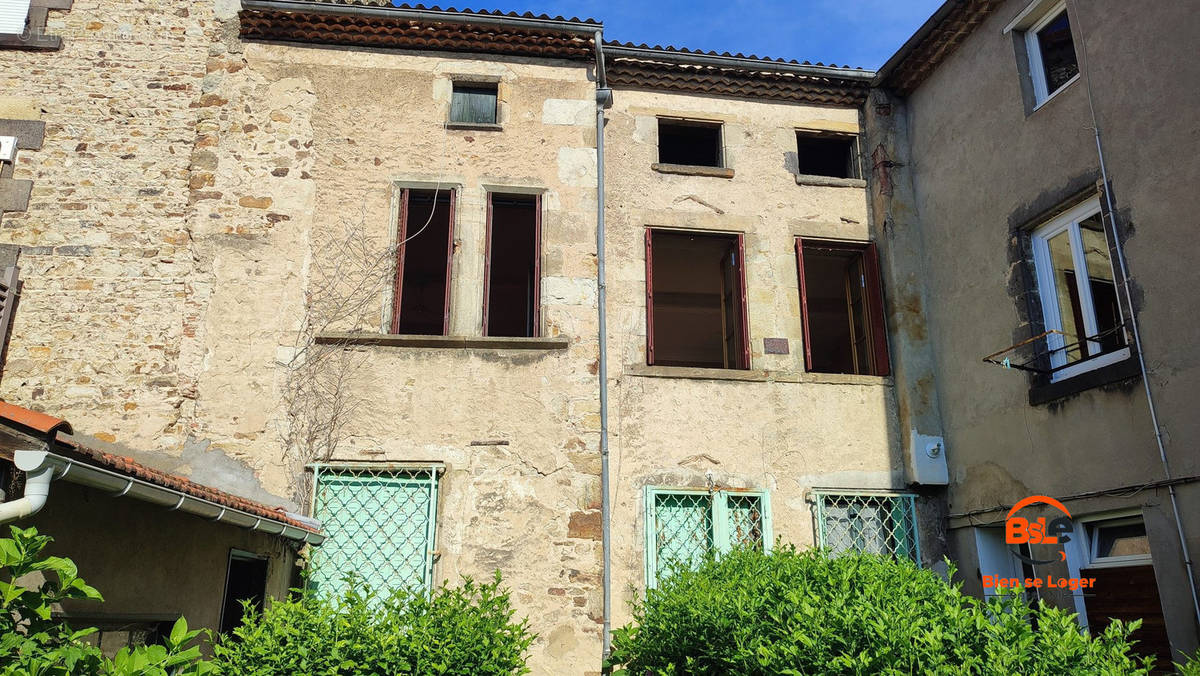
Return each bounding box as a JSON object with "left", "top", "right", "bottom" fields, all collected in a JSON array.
[
  {"left": 220, "top": 552, "right": 268, "bottom": 634},
  {"left": 658, "top": 119, "right": 723, "bottom": 168},
  {"left": 646, "top": 229, "right": 748, "bottom": 369},
  {"left": 796, "top": 133, "right": 858, "bottom": 179},
  {"left": 797, "top": 239, "right": 889, "bottom": 376},
  {"left": 484, "top": 193, "right": 541, "bottom": 337},
  {"left": 64, "top": 616, "right": 175, "bottom": 657},
  {"left": 392, "top": 189, "right": 454, "bottom": 335},
  {"left": 1036, "top": 11, "right": 1078, "bottom": 94},
  {"left": 450, "top": 82, "right": 498, "bottom": 125}
]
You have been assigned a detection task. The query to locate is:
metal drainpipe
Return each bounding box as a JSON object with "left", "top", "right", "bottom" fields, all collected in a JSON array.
[
  {"left": 1070, "top": 0, "right": 1200, "bottom": 631},
  {"left": 593, "top": 28, "right": 614, "bottom": 662}
]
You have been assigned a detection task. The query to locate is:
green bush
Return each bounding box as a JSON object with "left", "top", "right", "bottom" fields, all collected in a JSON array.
[
  {"left": 0, "top": 526, "right": 211, "bottom": 676},
  {"left": 609, "top": 545, "right": 1157, "bottom": 675},
  {"left": 209, "top": 572, "right": 535, "bottom": 675}
]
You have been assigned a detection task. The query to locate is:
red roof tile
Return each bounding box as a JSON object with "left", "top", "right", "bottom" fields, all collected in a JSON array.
[
  {"left": 603, "top": 40, "right": 866, "bottom": 72},
  {"left": 0, "top": 403, "right": 317, "bottom": 534},
  {"left": 239, "top": 8, "right": 595, "bottom": 60},
  {"left": 283, "top": 0, "right": 599, "bottom": 25},
  {"left": 605, "top": 57, "right": 870, "bottom": 107}
]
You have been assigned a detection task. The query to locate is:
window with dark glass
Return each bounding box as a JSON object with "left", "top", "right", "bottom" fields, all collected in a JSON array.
[
  {"left": 796, "top": 239, "right": 889, "bottom": 376},
  {"left": 657, "top": 119, "right": 723, "bottom": 168},
  {"left": 391, "top": 189, "right": 454, "bottom": 336},
  {"left": 1034, "top": 10, "right": 1078, "bottom": 94},
  {"left": 645, "top": 229, "right": 748, "bottom": 369},
  {"left": 450, "top": 82, "right": 498, "bottom": 125},
  {"left": 484, "top": 193, "right": 541, "bottom": 338},
  {"left": 1021, "top": 5, "right": 1080, "bottom": 105},
  {"left": 795, "top": 132, "right": 858, "bottom": 179}
]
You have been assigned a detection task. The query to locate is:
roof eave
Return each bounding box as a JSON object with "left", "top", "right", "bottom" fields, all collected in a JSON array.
[
  {"left": 605, "top": 44, "right": 875, "bottom": 83},
  {"left": 873, "top": 0, "right": 962, "bottom": 89},
  {"left": 240, "top": 0, "right": 602, "bottom": 34}
]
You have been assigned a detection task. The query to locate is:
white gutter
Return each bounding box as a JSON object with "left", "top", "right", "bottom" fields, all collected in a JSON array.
[{"left": 3, "top": 450, "right": 323, "bottom": 545}]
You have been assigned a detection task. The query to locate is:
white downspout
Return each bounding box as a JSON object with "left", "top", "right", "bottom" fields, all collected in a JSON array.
[{"left": 0, "top": 451, "right": 55, "bottom": 524}]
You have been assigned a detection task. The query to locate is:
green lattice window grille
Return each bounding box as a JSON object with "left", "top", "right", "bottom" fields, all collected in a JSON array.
[
  {"left": 307, "top": 464, "right": 441, "bottom": 599},
  {"left": 644, "top": 487, "right": 772, "bottom": 587},
  {"left": 812, "top": 490, "right": 919, "bottom": 562}
]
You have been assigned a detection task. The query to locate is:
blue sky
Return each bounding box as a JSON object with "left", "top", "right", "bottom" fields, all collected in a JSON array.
[{"left": 423, "top": 0, "right": 945, "bottom": 70}]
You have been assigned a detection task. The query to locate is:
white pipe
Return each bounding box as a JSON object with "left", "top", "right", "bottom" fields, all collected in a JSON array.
[
  {"left": 1070, "top": 0, "right": 1200, "bottom": 630},
  {"left": 0, "top": 457, "right": 52, "bottom": 523},
  {"left": 4, "top": 450, "right": 323, "bottom": 544}
]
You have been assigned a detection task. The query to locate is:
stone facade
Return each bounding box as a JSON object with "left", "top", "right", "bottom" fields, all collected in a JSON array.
[{"left": 1, "top": 1, "right": 922, "bottom": 674}]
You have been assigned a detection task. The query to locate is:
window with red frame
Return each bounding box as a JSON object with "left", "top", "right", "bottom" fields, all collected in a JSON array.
[
  {"left": 483, "top": 193, "right": 541, "bottom": 337},
  {"left": 646, "top": 229, "right": 749, "bottom": 369},
  {"left": 391, "top": 188, "right": 454, "bottom": 335},
  {"left": 796, "top": 239, "right": 889, "bottom": 376}
]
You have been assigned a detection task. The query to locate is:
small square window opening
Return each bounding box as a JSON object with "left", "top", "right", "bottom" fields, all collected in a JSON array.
[
  {"left": 657, "top": 119, "right": 723, "bottom": 168},
  {"left": 795, "top": 133, "right": 858, "bottom": 179},
  {"left": 450, "top": 82, "right": 498, "bottom": 125},
  {"left": 645, "top": 229, "right": 749, "bottom": 369},
  {"left": 796, "top": 239, "right": 890, "bottom": 376}
]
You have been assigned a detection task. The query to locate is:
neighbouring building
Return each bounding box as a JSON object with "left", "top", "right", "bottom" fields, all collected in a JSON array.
[
  {"left": 869, "top": 0, "right": 1200, "bottom": 667},
  {"left": 0, "top": 401, "right": 320, "bottom": 655},
  {"left": 0, "top": 0, "right": 1195, "bottom": 672}
]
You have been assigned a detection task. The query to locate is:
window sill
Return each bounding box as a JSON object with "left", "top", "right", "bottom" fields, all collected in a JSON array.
[
  {"left": 1031, "top": 73, "right": 1080, "bottom": 114},
  {"left": 1028, "top": 351, "right": 1140, "bottom": 406},
  {"left": 626, "top": 364, "right": 892, "bottom": 386},
  {"left": 445, "top": 122, "right": 503, "bottom": 132},
  {"left": 651, "top": 163, "right": 735, "bottom": 179},
  {"left": 0, "top": 33, "right": 62, "bottom": 50},
  {"left": 794, "top": 174, "right": 866, "bottom": 189},
  {"left": 314, "top": 332, "right": 569, "bottom": 350}
]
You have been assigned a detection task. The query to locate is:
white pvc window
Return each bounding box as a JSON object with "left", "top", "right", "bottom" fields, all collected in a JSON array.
[
  {"left": 1022, "top": 1, "right": 1080, "bottom": 106},
  {"left": 1030, "top": 198, "right": 1129, "bottom": 381},
  {"left": 1085, "top": 516, "right": 1152, "bottom": 568},
  {"left": 0, "top": 0, "right": 31, "bottom": 35}
]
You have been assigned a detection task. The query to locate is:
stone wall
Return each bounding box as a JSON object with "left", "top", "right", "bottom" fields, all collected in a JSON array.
[
  {"left": 0, "top": 1, "right": 908, "bottom": 672},
  {"left": 601, "top": 88, "right": 906, "bottom": 626},
  {"left": 0, "top": 0, "right": 214, "bottom": 458}
]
